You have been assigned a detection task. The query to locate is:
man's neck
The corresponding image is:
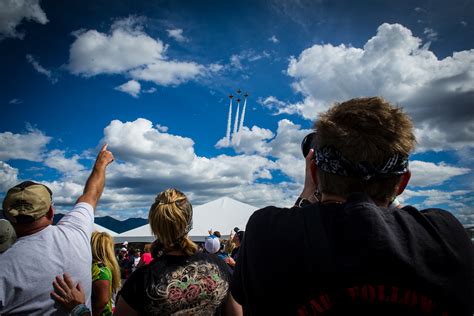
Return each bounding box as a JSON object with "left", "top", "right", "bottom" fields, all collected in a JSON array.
[
  {"left": 14, "top": 220, "right": 51, "bottom": 238},
  {"left": 321, "top": 193, "right": 390, "bottom": 207}
]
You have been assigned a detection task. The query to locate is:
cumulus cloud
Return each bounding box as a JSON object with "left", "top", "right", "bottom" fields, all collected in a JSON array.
[
  {"left": 216, "top": 125, "right": 274, "bottom": 155},
  {"left": 0, "top": 161, "right": 19, "bottom": 191},
  {"left": 68, "top": 16, "right": 209, "bottom": 87},
  {"left": 96, "top": 118, "right": 288, "bottom": 208},
  {"left": 129, "top": 60, "right": 204, "bottom": 86},
  {"left": 44, "top": 149, "right": 85, "bottom": 174},
  {"left": 283, "top": 23, "right": 474, "bottom": 152},
  {"left": 115, "top": 80, "right": 141, "bottom": 97},
  {"left": 26, "top": 54, "right": 57, "bottom": 83},
  {"left": 409, "top": 160, "right": 470, "bottom": 187},
  {"left": 167, "top": 28, "right": 187, "bottom": 43},
  {"left": 0, "top": 128, "right": 51, "bottom": 161},
  {"left": 0, "top": 0, "right": 48, "bottom": 40}
]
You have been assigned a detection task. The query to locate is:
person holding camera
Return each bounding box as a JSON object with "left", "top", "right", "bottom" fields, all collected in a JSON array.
[{"left": 230, "top": 97, "right": 473, "bottom": 315}]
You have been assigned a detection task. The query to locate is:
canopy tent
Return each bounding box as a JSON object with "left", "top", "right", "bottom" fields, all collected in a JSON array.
[
  {"left": 93, "top": 223, "right": 118, "bottom": 236},
  {"left": 114, "top": 197, "right": 257, "bottom": 243}
]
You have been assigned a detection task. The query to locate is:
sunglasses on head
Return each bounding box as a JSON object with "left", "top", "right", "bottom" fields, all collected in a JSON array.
[{"left": 301, "top": 132, "right": 317, "bottom": 158}]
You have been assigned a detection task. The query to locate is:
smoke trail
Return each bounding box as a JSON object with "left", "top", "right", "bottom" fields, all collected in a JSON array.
[
  {"left": 237, "top": 97, "right": 247, "bottom": 146},
  {"left": 226, "top": 98, "right": 233, "bottom": 145},
  {"left": 232, "top": 100, "right": 240, "bottom": 145}
]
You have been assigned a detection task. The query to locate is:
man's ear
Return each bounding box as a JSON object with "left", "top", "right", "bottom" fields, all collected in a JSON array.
[
  {"left": 46, "top": 205, "right": 55, "bottom": 220},
  {"left": 397, "top": 170, "right": 411, "bottom": 195}
]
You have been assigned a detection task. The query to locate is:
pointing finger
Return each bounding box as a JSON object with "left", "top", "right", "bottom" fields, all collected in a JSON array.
[{"left": 101, "top": 143, "right": 108, "bottom": 152}]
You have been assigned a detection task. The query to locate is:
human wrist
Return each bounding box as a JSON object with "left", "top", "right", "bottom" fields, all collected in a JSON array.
[{"left": 71, "top": 304, "right": 90, "bottom": 316}]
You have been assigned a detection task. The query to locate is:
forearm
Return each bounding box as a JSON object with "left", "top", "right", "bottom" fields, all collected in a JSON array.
[{"left": 76, "top": 144, "right": 113, "bottom": 210}]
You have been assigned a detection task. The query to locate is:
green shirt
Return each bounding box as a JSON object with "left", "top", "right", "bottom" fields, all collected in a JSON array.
[{"left": 92, "top": 262, "right": 113, "bottom": 316}]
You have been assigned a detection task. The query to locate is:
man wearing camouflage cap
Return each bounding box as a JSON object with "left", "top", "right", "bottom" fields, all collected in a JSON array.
[{"left": 0, "top": 144, "right": 114, "bottom": 315}]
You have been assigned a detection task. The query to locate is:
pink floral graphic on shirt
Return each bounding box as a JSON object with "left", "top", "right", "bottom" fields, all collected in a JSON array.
[{"left": 145, "top": 260, "right": 229, "bottom": 315}]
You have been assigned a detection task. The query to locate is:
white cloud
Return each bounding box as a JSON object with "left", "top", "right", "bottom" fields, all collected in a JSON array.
[
  {"left": 0, "top": 161, "right": 19, "bottom": 192},
  {"left": 68, "top": 17, "right": 166, "bottom": 76},
  {"left": 143, "top": 87, "right": 157, "bottom": 94},
  {"left": 97, "top": 118, "right": 286, "bottom": 209},
  {"left": 44, "top": 149, "right": 85, "bottom": 174},
  {"left": 268, "top": 35, "right": 279, "bottom": 43},
  {"left": 26, "top": 54, "right": 56, "bottom": 83},
  {"left": 68, "top": 16, "right": 208, "bottom": 87},
  {"left": 229, "top": 50, "right": 267, "bottom": 70},
  {"left": 115, "top": 80, "right": 141, "bottom": 98},
  {"left": 216, "top": 126, "right": 274, "bottom": 155},
  {"left": 0, "top": 128, "right": 51, "bottom": 161},
  {"left": 409, "top": 160, "right": 470, "bottom": 187},
  {"left": 285, "top": 23, "right": 474, "bottom": 152},
  {"left": 460, "top": 21, "right": 467, "bottom": 27},
  {"left": 129, "top": 60, "right": 204, "bottom": 86},
  {"left": 167, "top": 28, "right": 187, "bottom": 43},
  {"left": 103, "top": 118, "right": 195, "bottom": 163},
  {"left": 423, "top": 27, "right": 438, "bottom": 41},
  {"left": 9, "top": 98, "right": 22, "bottom": 104},
  {"left": 0, "top": 0, "right": 48, "bottom": 40}
]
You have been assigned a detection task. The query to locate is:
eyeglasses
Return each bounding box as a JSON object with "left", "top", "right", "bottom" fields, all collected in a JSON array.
[{"left": 301, "top": 132, "right": 317, "bottom": 158}]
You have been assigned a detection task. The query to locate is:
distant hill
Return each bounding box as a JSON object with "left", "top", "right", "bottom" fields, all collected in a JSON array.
[{"left": 53, "top": 214, "right": 147, "bottom": 233}]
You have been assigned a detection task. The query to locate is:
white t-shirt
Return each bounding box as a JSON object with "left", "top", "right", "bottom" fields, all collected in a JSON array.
[{"left": 0, "top": 202, "right": 94, "bottom": 315}]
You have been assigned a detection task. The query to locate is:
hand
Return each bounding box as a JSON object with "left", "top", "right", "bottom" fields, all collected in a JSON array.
[
  {"left": 51, "top": 273, "right": 85, "bottom": 312},
  {"left": 94, "top": 144, "right": 114, "bottom": 170},
  {"left": 300, "top": 149, "right": 318, "bottom": 201},
  {"left": 225, "top": 256, "right": 236, "bottom": 267},
  {"left": 208, "top": 229, "right": 213, "bottom": 235}
]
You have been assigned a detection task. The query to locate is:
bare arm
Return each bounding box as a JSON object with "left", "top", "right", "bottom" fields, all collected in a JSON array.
[
  {"left": 114, "top": 296, "right": 139, "bottom": 316},
  {"left": 92, "top": 280, "right": 110, "bottom": 316},
  {"left": 223, "top": 293, "right": 243, "bottom": 316},
  {"left": 76, "top": 144, "right": 114, "bottom": 211}
]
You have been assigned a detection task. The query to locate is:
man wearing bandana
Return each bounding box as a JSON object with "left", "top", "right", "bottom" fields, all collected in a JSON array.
[{"left": 231, "top": 97, "right": 473, "bottom": 316}]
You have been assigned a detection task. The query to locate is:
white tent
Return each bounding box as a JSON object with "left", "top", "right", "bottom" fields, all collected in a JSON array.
[
  {"left": 93, "top": 223, "right": 118, "bottom": 236},
  {"left": 114, "top": 197, "right": 257, "bottom": 243}
]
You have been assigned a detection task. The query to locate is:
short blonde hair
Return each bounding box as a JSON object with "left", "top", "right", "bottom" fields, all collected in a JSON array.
[
  {"left": 148, "top": 188, "right": 197, "bottom": 256},
  {"left": 90, "top": 231, "right": 121, "bottom": 292},
  {"left": 314, "top": 97, "right": 416, "bottom": 203}
]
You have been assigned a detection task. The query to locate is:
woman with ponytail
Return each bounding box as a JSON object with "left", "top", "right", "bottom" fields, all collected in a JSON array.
[
  {"left": 90, "top": 231, "right": 121, "bottom": 316},
  {"left": 114, "top": 188, "right": 242, "bottom": 315}
]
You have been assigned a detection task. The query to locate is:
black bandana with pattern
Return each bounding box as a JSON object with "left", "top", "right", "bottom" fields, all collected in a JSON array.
[{"left": 315, "top": 146, "right": 408, "bottom": 181}]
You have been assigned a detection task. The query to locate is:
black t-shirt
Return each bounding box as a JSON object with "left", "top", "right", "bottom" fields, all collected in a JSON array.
[
  {"left": 231, "top": 193, "right": 473, "bottom": 315},
  {"left": 120, "top": 252, "right": 231, "bottom": 315}
]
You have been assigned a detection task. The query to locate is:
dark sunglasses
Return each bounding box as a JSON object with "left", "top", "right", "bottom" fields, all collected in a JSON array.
[{"left": 301, "top": 132, "right": 317, "bottom": 158}]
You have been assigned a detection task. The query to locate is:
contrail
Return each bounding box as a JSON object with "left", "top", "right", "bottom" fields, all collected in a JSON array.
[
  {"left": 237, "top": 96, "right": 247, "bottom": 146},
  {"left": 226, "top": 97, "right": 233, "bottom": 145},
  {"left": 232, "top": 99, "right": 241, "bottom": 145}
]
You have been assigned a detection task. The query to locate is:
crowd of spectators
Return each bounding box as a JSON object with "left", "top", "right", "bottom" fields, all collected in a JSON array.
[{"left": 0, "top": 97, "right": 472, "bottom": 315}]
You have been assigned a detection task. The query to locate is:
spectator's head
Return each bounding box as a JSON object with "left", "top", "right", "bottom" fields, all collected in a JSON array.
[
  {"left": 144, "top": 243, "right": 152, "bottom": 253},
  {"left": 213, "top": 231, "right": 221, "bottom": 238},
  {"left": 204, "top": 236, "right": 220, "bottom": 254},
  {"left": 233, "top": 230, "right": 245, "bottom": 246},
  {"left": 0, "top": 219, "right": 17, "bottom": 253},
  {"left": 149, "top": 188, "right": 197, "bottom": 256},
  {"left": 311, "top": 97, "right": 415, "bottom": 205},
  {"left": 2, "top": 181, "right": 55, "bottom": 237},
  {"left": 91, "top": 231, "right": 121, "bottom": 292}
]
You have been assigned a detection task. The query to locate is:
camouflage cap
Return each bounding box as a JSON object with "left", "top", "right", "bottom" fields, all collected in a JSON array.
[
  {"left": 2, "top": 181, "right": 52, "bottom": 224},
  {"left": 0, "top": 219, "right": 17, "bottom": 252}
]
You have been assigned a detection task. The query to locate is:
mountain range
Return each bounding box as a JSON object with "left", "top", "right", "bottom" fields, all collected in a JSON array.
[{"left": 53, "top": 214, "right": 147, "bottom": 233}]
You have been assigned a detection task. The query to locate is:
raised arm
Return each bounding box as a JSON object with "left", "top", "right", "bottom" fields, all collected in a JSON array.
[{"left": 76, "top": 144, "right": 114, "bottom": 211}]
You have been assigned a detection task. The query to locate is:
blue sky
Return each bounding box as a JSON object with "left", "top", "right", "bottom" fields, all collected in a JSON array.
[{"left": 0, "top": 0, "right": 473, "bottom": 223}]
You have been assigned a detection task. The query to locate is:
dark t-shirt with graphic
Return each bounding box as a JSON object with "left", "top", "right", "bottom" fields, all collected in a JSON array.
[
  {"left": 120, "top": 252, "right": 231, "bottom": 315},
  {"left": 231, "top": 193, "right": 473, "bottom": 315}
]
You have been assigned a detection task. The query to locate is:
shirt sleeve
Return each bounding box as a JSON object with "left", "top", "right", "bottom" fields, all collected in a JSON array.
[{"left": 57, "top": 202, "right": 94, "bottom": 241}]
